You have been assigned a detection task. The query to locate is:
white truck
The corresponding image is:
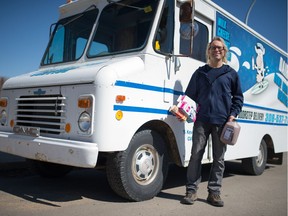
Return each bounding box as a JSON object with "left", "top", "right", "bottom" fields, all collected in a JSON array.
[{"left": 0, "top": 0, "right": 287, "bottom": 201}]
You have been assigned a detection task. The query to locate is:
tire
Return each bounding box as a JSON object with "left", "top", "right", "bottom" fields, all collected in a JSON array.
[
  {"left": 106, "top": 129, "right": 169, "bottom": 201},
  {"left": 27, "top": 159, "right": 73, "bottom": 178},
  {"left": 242, "top": 139, "right": 267, "bottom": 175}
]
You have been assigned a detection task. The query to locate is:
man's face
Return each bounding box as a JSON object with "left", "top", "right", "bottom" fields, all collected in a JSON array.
[{"left": 208, "top": 40, "right": 225, "bottom": 62}]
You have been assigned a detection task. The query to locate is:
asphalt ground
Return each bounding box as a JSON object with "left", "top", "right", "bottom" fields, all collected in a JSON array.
[{"left": 0, "top": 152, "right": 287, "bottom": 216}]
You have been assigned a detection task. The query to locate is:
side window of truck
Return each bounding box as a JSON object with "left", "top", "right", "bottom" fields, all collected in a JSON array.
[
  {"left": 154, "top": 0, "right": 174, "bottom": 54},
  {"left": 180, "top": 20, "right": 208, "bottom": 62}
]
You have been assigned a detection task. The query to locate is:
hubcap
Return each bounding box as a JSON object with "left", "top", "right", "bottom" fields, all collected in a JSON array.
[
  {"left": 132, "top": 145, "right": 159, "bottom": 185},
  {"left": 256, "top": 144, "right": 264, "bottom": 167}
]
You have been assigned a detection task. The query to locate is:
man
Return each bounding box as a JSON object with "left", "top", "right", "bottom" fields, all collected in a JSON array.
[{"left": 181, "top": 37, "right": 243, "bottom": 207}]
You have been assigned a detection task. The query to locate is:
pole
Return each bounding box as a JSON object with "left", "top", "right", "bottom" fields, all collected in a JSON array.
[{"left": 245, "top": 0, "right": 257, "bottom": 25}]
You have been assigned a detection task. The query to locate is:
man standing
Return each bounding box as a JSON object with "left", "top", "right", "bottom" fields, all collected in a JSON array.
[{"left": 181, "top": 37, "right": 243, "bottom": 207}]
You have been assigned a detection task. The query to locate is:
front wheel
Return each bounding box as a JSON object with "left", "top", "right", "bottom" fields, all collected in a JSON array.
[
  {"left": 242, "top": 139, "right": 267, "bottom": 175},
  {"left": 106, "top": 129, "right": 168, "bottom": 201}
]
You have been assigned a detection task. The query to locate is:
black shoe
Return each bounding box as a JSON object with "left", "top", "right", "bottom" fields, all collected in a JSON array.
[
  {"left": 180, "top": 192, "right": 197, "bottom": 205},
  {"left": 207, "top": 193, "right": 224, "bottom": 207}
]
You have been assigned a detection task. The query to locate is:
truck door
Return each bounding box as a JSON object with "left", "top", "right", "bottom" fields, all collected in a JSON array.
[
  {"left": 154, "top": 1, "right": 213, "bottom": 165},
  {"left": 176, "top": 11, "right": 214, "bottom": 164},
  {"left": 165, "top": 0, "right": 213, "bottom": 165}
]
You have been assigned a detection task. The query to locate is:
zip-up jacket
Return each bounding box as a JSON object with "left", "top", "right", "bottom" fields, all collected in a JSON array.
[{"left": 185, "top": 64, "right": 244, "bottom": 125}]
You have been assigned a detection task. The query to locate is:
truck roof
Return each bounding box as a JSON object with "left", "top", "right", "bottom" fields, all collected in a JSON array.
[{"left": 59, "top": 0, "right": 106, "bottom": 19}]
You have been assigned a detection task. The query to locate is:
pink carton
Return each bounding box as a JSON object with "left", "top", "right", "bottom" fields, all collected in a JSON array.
[{"left": 176, "top": 95, "right": 196, "bottom": 123}]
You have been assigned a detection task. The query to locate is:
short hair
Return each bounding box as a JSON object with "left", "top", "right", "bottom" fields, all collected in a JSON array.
[{"left": 206, "top": 36, "right": 228, "bottom": 64}]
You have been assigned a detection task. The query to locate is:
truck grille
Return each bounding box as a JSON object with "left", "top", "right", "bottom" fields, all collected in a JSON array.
[{"left": 15, "top": 95, "right": 66, "bottom": 135}]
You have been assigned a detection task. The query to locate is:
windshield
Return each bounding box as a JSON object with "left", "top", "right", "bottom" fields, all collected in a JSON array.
[
  {"left": 87, "top": 0, "right": 159, "bottom": 57},
  {"left": 41, "top": 7, "right": 98, "bottom": 65}
]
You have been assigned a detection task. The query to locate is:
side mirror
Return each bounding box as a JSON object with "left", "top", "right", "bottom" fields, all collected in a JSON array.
[
  {"left": 178, "top": 0, "right": 195, "bottom": 57},
  {"left": 179, "top": 2, "right": 192, "bottom": 23},
  {"left": 49, "top": 23, "right": 57, "bottom": 37}
]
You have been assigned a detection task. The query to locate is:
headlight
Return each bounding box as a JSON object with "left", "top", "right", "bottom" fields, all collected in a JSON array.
[
  {"left": 0, "top": 110, "right": 7, "bottom": 126},
  {"left": 78, "top": 112, "right": 91, "bottom": 132}
]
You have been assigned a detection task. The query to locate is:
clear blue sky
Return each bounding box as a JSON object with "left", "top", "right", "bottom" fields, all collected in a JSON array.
[{"left": 0, "top": 0, "right": 287, "bottom": 78}]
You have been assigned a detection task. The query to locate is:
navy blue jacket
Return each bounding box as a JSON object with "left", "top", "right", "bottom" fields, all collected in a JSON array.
[{"left": 185, "top": 64, "right": 243, "bottom": 125}]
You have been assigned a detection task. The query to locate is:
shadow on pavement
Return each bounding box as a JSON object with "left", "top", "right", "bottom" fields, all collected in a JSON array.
[{"left": 0, "top": 160, "right": 275, "bottom": 206}]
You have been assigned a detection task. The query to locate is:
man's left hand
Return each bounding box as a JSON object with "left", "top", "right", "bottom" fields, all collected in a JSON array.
[{"left": 228, "top": 116, "right": 235, "bottom": 122}]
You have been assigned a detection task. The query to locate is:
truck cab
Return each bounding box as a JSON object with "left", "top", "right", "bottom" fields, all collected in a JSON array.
[{"left": 0, "top": 0, "right": 204, "bottom": 201}]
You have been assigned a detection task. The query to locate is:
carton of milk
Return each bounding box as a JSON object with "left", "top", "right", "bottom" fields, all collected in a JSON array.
[{"left": 169, "top": 95, "right": 196, "bottom": 123}]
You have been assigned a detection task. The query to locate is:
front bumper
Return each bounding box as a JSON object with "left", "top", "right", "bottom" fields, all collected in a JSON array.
[{"left": 0, "top": 131, "right": 98, "bottom": 168}]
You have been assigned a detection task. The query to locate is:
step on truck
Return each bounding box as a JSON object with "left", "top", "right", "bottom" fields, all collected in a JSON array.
[{"left": 0, "top": 0, "right": 287, "bottom": 201}]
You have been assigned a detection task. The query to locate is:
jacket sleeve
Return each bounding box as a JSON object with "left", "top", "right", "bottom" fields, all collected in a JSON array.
[
  {"left": 185, "top": 70, "right": 198, "bottom": 103},
  {"left": 230, "top": 71, "right": 244, "bottom": 117}
]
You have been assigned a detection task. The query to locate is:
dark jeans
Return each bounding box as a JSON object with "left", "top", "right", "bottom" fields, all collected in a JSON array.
[{"left": 186, "top": 121, "right": 227, "bottom": 195}]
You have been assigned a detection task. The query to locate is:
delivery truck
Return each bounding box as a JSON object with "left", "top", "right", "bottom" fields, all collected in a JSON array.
[{"left": 0, "top": 0, "right": 287, "bottom": 201}]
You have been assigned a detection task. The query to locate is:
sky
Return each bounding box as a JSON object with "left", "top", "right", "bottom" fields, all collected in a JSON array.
[{"left": 0, "top": 0, "right": 287, "bottom": 78}]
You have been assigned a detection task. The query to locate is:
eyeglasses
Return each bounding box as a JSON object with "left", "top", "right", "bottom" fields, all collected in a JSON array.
[{"left": 209, "top": 46, "right": 224, "bottom": 51}]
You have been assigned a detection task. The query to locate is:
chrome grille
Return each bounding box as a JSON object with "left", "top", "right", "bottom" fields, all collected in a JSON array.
[{"left": 15, "top": 95, "right": 66, "bottom": 135}]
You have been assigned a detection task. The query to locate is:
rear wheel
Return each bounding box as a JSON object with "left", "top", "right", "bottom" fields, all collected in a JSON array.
[
  {"left": 106, "top": 129, "right": 168, "bottom": 201},
  {"left": 242, "top": 139, "right": 267, "bottom": 175}
]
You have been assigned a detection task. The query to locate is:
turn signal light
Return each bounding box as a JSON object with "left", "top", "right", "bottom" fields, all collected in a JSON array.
[
  {"left": 116, "top": 95, "right": 126, "bottom": 103},
  {"left": 78, "top": 97, "right": 91, "bottom": 108},
  {"left": 10, "top": 120, "right": 14, "bottom": 128},
  {"left": 65, "top": 123, "right": 71, "bottom": 133},
  {"left": 0, "top": 98, "right": 7, "bottom": 107}
]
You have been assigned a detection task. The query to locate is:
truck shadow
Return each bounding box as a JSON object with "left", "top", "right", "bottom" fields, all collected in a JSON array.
[
  {"left": 0, "top": 166, "right": 124, "bottom": 206},
  {"left": 0, "top": 161, "right": 273, "bottom": 206}
]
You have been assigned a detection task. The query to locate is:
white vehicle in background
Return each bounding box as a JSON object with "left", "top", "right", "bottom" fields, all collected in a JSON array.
[{"left": 0, "top": 0, "right": 287, "bottom": 201}]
